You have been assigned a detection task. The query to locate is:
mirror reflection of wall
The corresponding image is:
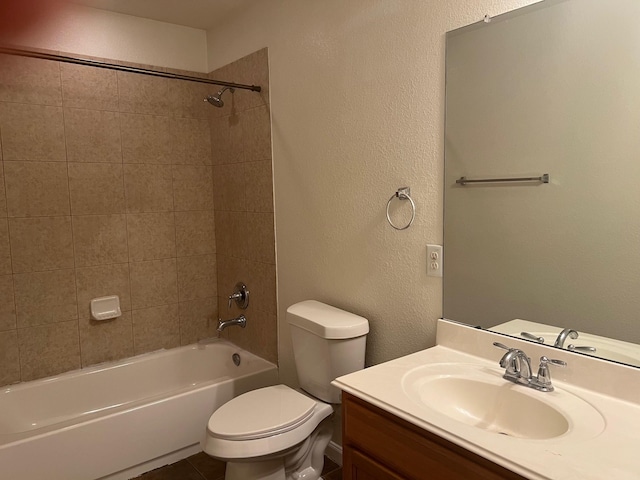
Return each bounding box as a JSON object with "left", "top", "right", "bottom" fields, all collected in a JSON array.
[{"left": 443, "top": 0, "right": 640, "bottom": 366}]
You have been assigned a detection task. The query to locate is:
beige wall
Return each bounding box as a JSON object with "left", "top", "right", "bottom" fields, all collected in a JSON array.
[
  {"left": 16, "top": 3, "right": 208, "bottom": 72},
  {"left": 0, "top": 48, "right": 276, "bottom": 386},
  {"left": 205, "top": 0, "right": 538, "bottom": 388}
]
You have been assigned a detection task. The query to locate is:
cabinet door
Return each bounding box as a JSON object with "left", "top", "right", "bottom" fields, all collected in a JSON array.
[
  {"left": 347, "top": 448, "right": 404, "bottom": 480},
  {"left": 342, "top": 393, "right": 526, "bottom": 480}
]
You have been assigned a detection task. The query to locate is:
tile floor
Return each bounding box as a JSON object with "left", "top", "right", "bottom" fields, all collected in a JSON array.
[{"left": 132, "top": 452, "right": 342, "bottom": 480}]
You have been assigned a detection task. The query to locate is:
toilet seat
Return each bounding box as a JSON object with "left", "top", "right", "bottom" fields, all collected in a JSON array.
[
  {"left": 205, "top": 385, "right": 334, "bottom": 460},
  {"left": 208, "top": 385, "right": 316, "bottom": 440}
]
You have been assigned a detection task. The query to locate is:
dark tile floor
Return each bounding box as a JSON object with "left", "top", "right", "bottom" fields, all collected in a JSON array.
[{"left": 132, "top": 452, "right": 342, "bottom": 480}]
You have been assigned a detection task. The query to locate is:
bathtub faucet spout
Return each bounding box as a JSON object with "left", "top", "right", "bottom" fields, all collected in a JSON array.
[{"left": 217, "top": 314, "right": 247, "bottom": 332}]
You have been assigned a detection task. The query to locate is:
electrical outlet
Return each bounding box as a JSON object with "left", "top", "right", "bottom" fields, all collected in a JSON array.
[{"left": 427, "top": 244, "right": 443, "bottom": 277}]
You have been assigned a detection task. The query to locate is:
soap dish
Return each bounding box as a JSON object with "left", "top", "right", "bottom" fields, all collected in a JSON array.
[{"left": 91, "top": 295, "right": 122, "bottom": 321}]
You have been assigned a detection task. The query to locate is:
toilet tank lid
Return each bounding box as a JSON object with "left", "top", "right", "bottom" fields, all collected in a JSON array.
[{"left": 287, "top": 300, "right": 369, "bottom": 339}]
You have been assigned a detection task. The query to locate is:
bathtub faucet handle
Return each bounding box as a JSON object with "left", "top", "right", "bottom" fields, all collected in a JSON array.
[{"left": 228, "top": 282, "right": 249, "bottom": 309}]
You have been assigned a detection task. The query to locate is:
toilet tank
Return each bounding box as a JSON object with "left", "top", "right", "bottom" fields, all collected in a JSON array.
[{"left": 287, "top": 300, "right": 369, "bottom": 404}]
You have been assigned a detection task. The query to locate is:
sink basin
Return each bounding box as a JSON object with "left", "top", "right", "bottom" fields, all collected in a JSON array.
[{"left": 402, "top": 363, "right": 605, "bottom": 441}]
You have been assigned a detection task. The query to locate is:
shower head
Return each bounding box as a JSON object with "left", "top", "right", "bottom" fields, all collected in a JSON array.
[{"left": 204, "top": 86, "right": 235, "bottom": 107}]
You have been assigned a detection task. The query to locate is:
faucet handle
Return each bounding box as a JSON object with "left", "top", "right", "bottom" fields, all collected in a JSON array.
[
  {"left": 540, "top": 356, "right": 566, "bottom": 367},
  {"left": 520, "top": 332, "right": 545, "bottom": 343},
  {"left": 567, "top": 344, "right": 597, "bottom": 353},
  {"left": 534, "top": 356, "right": 566, "bottom": 391},
  {"left": 227, "top": 282, "right": 249, "bottom": 309},
  {"left": 493, "top": 343, "right": 524, "bottom": 376}
]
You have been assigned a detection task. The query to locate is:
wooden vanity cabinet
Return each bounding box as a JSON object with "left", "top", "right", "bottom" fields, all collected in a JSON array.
[{"left": 342, "top": 392, "right": 527, "bottom": 480}]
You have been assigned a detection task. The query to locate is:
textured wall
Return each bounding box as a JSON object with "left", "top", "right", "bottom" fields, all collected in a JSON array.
[
  {"left": 205, "top": 0, "right": 538, "bottom": 388},
  {"left": 15, "top": 3, "right": 208, "bottom": 72}
]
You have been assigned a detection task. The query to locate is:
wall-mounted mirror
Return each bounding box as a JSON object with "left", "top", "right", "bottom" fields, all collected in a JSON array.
[{"left": 443, "top": 0, "right": 640, "bottom": 367}]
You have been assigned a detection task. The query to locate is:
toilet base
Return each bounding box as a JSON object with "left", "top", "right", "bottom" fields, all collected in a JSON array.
[
  {"left": 226, "top": 459, "right": 286, "bottom": 480},
  {"left": 224, "top": 417, "right": 333, "bottom": 480}
]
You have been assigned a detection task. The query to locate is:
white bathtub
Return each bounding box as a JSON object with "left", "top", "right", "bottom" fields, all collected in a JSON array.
[{"left": 0, "top": 339, "right": 278, "bottom": 480}]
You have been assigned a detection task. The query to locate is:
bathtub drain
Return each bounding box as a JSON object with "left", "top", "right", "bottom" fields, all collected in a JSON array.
[{"left": 232, "top": 353, "right": 241, "bottom": 366}]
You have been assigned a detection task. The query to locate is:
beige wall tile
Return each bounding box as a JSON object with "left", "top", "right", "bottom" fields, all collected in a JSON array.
[
  {"left": 18, "top": 320, "right": 81, "bottom": 381},
  {"left": 118, "top": 72, "right": 173, "bottom": 116},
  {"left": 0, "top": 54, "right": 62, "bottom": 106},
  {"left": 214, "top": 210, "right": 248, "bottom": 257},
  {"left": 61, "top": 63, "right": 118, "bottom": 111},
  {"left": 171, "top": 117, "right": 212, "bottom": 165},
  {"left": 68, "top": 163, "right": 125, "bottom": 215},
  {"left": 0, "top": 330, "right": 20, "bottom": 386},
  {"left": 79, "top": 312, "right": 133, "bottom": 366},
  {"left": 172, "top": 165, "right": 214, "bottom": 211},
  {"left": 126, "top": 212, "right": 176, "bottom": 261},
  {"left": 132, "top": 303, "right": 180, "bottom": 353},
  {"left": 0, "top": 163, "right": 7, "bottom": 216},
  {"left": 124, "top": 164, "right": 174, "bottom": 213},
  {"left": 227, "top": 310, "right": 277, "bottom": 364},
  {"left": 246, "top": 212, "right": 276, "bottom": 264},
  {"left": 242, "top": 105, "right": 272, "bottom": 162},
  {"left": 247, "top": 261, "right": 277, "bottom": 316},
  {"left": 9, "top": 217, "right": 74, "bottom": 273},
  {"left": 120, "top": 113, "right": 171, "bottom": 164},
  {"left": 213, "top": 164, "right": 245, "bottom": 212},
  {"left": 130, "top": 258, "right": 178, "bottom": 309},
  {"left": 207, "top": 64, "right": 239, "bottom": 119},
  {"left": 4, "top": 161, "right": 70, "bottom": 216},
  {"left": 64, "top": 108, "right": 122, "bottom": 163},
  {"left": 245, "top": 160, "right": 274, "bottom": 213},
  {"left": 13, "top": 269, "right": 78, "bottom": 328},
  {"left": 216, "top": 255, "right": 250, "bottom": 303},
  {"left": 182, "top": 81, "right": 213, "bottom": 120},
  {"left": 75, "top": 263, "right": 132, "bottom": 318},
  {"left": 0, "top": 219, "right": 10, "bottom": 275},
  {"left": 209, "top": 114, "right": 243, "bottom": 165},
  {"left": 72, "top": 214, "right": 128, "bottom": 266},
  {"left": 0, "top": 103, "right": 66, "bottom": 161},
  {"left": 177, "top": 254, "right": 217, "bottom": 302},
  {"left": 179, "top": 297, "right": 218, "bottom": 345},
  {"left": 0, "top": 275, "right": 16, "bottom": 331},
  {"left": 233, "top": 48, "right": 270, "bottom": 111},
  {"left": 175, "top": 210, "right": 215, "bottom": 257}
]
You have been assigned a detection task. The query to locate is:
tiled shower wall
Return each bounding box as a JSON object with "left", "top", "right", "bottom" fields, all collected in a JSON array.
[
  {"left": 209, "top": 50, "right": 277, "bottom": 364},
  {"left": 0, "top": 48, "right": 275, "bottom": 387}
]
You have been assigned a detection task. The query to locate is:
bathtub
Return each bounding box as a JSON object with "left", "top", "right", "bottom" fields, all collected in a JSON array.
[{"left": 0, "top": 339, "right": 278, "bottom": 480}]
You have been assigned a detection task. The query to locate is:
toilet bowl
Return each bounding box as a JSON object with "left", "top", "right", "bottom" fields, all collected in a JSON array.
[
  {"left": 206, "top": 385, "right": 333, "bottom": 480},
  {"left": 204, "top": 301, "right": 369, "bottom": 480}
]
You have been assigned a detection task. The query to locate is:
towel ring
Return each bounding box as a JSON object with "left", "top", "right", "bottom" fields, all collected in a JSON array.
[{"left": 386, "top": 187, "right": 415, "bottom": 230}]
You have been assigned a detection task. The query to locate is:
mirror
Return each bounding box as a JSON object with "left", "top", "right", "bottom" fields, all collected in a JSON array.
[{"left": 443, "top": 0, "right": 640, "bottom": 367}]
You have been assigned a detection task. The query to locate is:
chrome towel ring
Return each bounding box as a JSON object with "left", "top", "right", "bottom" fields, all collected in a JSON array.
[{"left": 386, "top": 187, "right": 415, "bottom": 230}]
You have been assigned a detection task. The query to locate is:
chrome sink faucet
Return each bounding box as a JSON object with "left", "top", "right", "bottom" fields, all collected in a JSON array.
[
  {"left": 554, "top": 328, "right": 578, "bottom": 348},
  {"left": 217, "top": 314, "right": 247, "bottom": 332},
  {"left": 553, "top": 328, "right": 597, "bottom": 353},
  {"left": 493, "top": 342, "right": 566, "bottom": 392}
]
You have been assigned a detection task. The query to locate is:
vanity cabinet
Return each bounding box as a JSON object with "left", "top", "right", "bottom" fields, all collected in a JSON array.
[{"left": 342, "top": 392, "right": 526, "bottom": 480}]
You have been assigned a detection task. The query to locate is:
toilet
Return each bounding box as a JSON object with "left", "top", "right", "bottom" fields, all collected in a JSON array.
[{"left": 204, "top": 300, "right": 369, "bottom": 480}]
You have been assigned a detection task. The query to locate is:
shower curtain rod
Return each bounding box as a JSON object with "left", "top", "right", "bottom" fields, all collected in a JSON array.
[{"left": 0, "top": 46, "right": 262, "bottom": 92}]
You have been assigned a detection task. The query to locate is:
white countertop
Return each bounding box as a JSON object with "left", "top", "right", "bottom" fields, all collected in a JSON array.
[{"left": 333, "top": 327, "right": 640, "bottom": 480}]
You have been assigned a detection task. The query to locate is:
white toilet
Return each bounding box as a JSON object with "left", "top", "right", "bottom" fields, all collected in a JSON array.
[{"left": 204, "top": 300, "right": 369, "bottom": 480}]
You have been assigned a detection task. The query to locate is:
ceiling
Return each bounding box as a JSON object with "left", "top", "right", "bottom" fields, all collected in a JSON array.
[{"left": 71, "top": 0, "right": 254, "bottom": 30}]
